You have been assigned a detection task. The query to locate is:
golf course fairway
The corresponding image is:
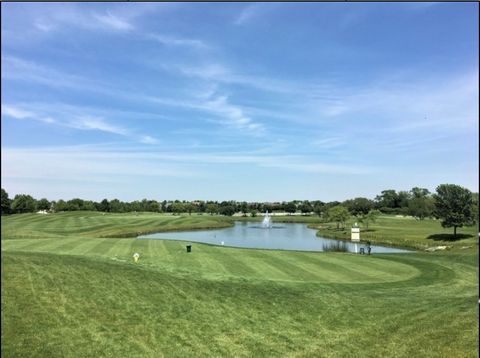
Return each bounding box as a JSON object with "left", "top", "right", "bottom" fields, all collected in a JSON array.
[{"left": 2, "top": 212, "right": 478, "bottom": 357}]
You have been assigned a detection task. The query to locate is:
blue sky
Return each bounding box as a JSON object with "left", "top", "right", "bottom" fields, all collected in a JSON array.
[{"left": 1, "top": 2, "right": 478, "bottom": 202}]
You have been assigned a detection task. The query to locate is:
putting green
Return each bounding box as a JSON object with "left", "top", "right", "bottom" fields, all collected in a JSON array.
[{"left": 2, "top": 237, "right": 419, "bottom": 284}]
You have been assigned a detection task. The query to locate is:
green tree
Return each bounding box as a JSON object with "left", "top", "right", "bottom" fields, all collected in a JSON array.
[
  {"left": 83, "top": 200, "right": 97, "bottom": 211},
  {"left": 54, "top": 199, "right": 67, "bottom": 212},
  {"left": 66, "top": 198, "right": 84, "bottom": 211},
  {"left": 408, "top": 196, "right": 434, "bottom": 220},
  {"left": 240, "top": 202, "right": 248, "bottom": 217},
  {"left": 359, "top": 209, "right": 381, "bottom": 230},
  {"left": 97, "top": 199, "right": 110, "bottom": 212},
  {"left": 313, "top": 202, "right": 325, "bottom": 217},
  {"left": 327, "top": 205, "right": 350, "bottom": 229},
  {"left": 299, "top": 201, "right": 313, "bottom": 215},
  {"left": 171, "top": 202, "right": 185, "bottom": 215},
  {"left": 284, "top": 202, "right": 296, "bottom": 215},
  {"left": 219, "top": 205, "right": 235, "bottom": 216},
  {"left": 433, "top": 184, "right": 476, "bottom": 238},
  {"left": 109, "top": 199, "right": 124, "bottom": 213},
  {"left": 206, "top": 203, "right": 219, "bottom": 215},
  {"left": 11, "top": 194, "right": 36, "bottom": 214},
  {"left": 375, "top": 190, "right": 399, "bottom": 209},
  {"left": 1, "top": 188, "right": 11, "bottom": 215},
  {"left": 411, "top": 187, "right": 430, "bottom": 198},
  {"left": 472, "top": 193, "right": 479, "bottom": 221},
  {"left": 36, "top": 198, "right": 51, "bottom": 211},
  {"left": 344, "top": 197, "right": 373, "bottom": 216},
  {"left": 197, "top": 201, "right": 206, "bottom": 214},
  {"left": 185, "top": 203, "right": 196, "bottom": 215}
]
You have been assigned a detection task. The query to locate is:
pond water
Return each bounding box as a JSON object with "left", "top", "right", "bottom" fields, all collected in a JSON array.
[{"left": 138, "top": 222, "right": 410, "bottom": 253}]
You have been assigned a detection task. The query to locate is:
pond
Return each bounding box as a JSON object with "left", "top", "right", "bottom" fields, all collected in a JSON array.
[{"left": 138, "top": 221, "right": 410, "bottom": 253}]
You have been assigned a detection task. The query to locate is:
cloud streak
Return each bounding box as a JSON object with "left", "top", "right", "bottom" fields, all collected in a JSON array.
[
  {"left": 1, "top": 104, "right": 160, "bottom": 144},
  {"left": 148, "top": 33, "right": 208, "bottom": 49},
  {"left": 2, "top": 145, "right": 373, "bottom": 180},
  {"left": 93, "top": 11, "right": 134, "bottom": 31}
]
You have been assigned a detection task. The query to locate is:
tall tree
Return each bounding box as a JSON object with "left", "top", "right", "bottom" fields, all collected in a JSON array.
[
  {"left": 375, "top": 190, "right": 399, "bottom": 208},
  {"left": 206, "top": 203, "right": 219, "bottom": 215},
  {"left": 433, "top": 184, "right": 476, "bottom": 238},
  {"left": 313, "top": 201, "right": 325, "bottom": 217},
  {"left": 36, "top": 198, "right": 51, "bottom": 211},
  {"left": 54, "top": 199, "right": 67, "bottom": 212},
  {"left": 359, "top": 209, "right": 381, "bottom": 230},
  {"left": 98, "top": 199, "right": 110, "bottom": 212},
  {"left": 1, "top": 188, "right": 11, "bottom": 215},
  {"left": 299, "top": 201, "right": 313, "bottom": 215},
  {"left": 327, "top": 205, "right": 350, "bottom": 229},
  {"left": 410, "top": 187, "right": 430, "bottom": 198},
  {"left": 344, "top": 197, "right": 373, "bottom": 216},
  {"left": 284, "top": 202, "right": 296, "bottom": 215},
  {"left": 11, "top": 194, "right": 36, "bottom": 214},
  {"left": 219, "top": 205, "right": 235, "bottom": 216},
  {"left": 171, "top": 202, "right": 185, "bottom": 214},
  {"left": 408, "top": 196, "right": 434, "bottom": 220}
]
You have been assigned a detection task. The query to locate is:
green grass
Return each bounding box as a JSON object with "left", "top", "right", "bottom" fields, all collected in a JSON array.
[
  {"left": 1, "top": 211, "right": 233, "bottom": 239},
  {"left": 1, "top": 212, "right": 479, "bottom": 357},
  {"left": 311, "top": 215, "right": 478, "bottom": 250}
]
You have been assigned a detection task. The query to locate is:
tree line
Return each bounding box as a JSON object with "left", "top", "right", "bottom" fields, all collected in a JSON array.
[{"left": 1, "top": 185, "right": 477, "bottom": 238}]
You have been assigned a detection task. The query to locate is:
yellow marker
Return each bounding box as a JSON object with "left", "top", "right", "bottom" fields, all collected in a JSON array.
[{"left": 133, "top": 253, "right": 140, "bottom": 263}]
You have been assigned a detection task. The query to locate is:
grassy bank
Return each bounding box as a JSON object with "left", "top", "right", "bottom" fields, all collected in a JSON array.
[
  {"left": 1, "top": 211, "right": 233, "bottom": 240},
  {"left": 1, "top": 212, "right": 478, "bottom": 357},
  {"left": 311, "top": 215, "right": 478, "bottom": 250}
]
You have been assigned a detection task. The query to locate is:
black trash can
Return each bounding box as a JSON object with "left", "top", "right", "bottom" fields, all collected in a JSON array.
[
  {"left": 186, "top": 245, "right": 192, "bottom": 253},
  {"left": 359, "top": 247, "right": 365, "bottom": 254}
]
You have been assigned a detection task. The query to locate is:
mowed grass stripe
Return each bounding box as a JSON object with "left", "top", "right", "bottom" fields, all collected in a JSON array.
[
  {"left": 2, "top": 239, "right": 42, "bottom": 251},
  {"left": 105, "top": 239, "right": 139, "bottom": 259},
  {"left": 50, "top": 237, "right": 91, "bottom": 253},
  {"left": 317, "top": 254, "right": 420, "bottom": 282},
  {"left": 284, "top": 253, "right": 381, "bottom": 283},
  {"left": 84, "top": 238, "right": 121, "bottom": 256},
  {"left": 27, "top": 237, "right": 89, "bottom": 253},
  {"left": 148, "top": 239, "right": 169, "bottom": 258},
  {"left": 247, "top": 250, "right": 322, "bottom": 282},
  {"left": 66, "top": 239, "right": 111, "bottom": 256},
  {"left": 207, "top": 247, "right": 260, "bottom": 279},
  {"left": 3, "top": 238, "right": 59, "bottom": 252},
  {"left": 239, "top": 252, "right": 296, "bottom": 281}
]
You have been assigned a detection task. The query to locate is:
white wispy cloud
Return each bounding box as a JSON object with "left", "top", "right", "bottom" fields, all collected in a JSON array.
[
  {"left": 204, "top": 94, "right": 265, "bottom": 134},
  {"left": 310, "top": 137, "right": 346, "bottom": 149},
  {"left": 2, "top": 104, "right": 56, "bottom": 124},
  {"left": 1, "top": 104, "right": 160, "bottom": 144},
  {"left": 2, "top": 145, "right": 373, "bottom": 181},
  {"left": 2, "top": 105, "right": 34, "bottom": 119},
  {"left": 28, "top": 4, "right": 154, "bottom": 34},
  {"left": 34, "top": 20, "right": 55, "bottom": 32},
  {"left": 2, "top": 147, "right": 197, "bottom": 182},
  {"left": 148, "top": 33, "right": 208, "bottom": 49},
  {"left": 315, "top": 70, "right": 479, "bottom": 133},
  {"left": 234, "top": 4, "right": 265, "bottom": 25},
  {"left": 173, "top": 62, "right": 301, "bottom": 94},
  {"left": 69, "top": 116, "right": 129, "bottom": 136},
  {"left": 2, "top": 56, "right": 107, "bottom": 91},
  {"left": 93, "top": 11, "right": 134, "bottom": 31},
  {"left": 139, "top": 135, "right": 160, "bottom": 145}
]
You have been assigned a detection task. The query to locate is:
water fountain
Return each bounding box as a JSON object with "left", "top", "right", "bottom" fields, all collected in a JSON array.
[{"left": 261, "top": 210, "right": 272, "bottom": 229}]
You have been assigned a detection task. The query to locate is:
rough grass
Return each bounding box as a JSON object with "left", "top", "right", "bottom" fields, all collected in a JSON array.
[
  {"left": 311, "top": 215, "right": 478, "bottom": 250},
  {"left": 1, "top": 212, "right": 479, "bottom": 357}
]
